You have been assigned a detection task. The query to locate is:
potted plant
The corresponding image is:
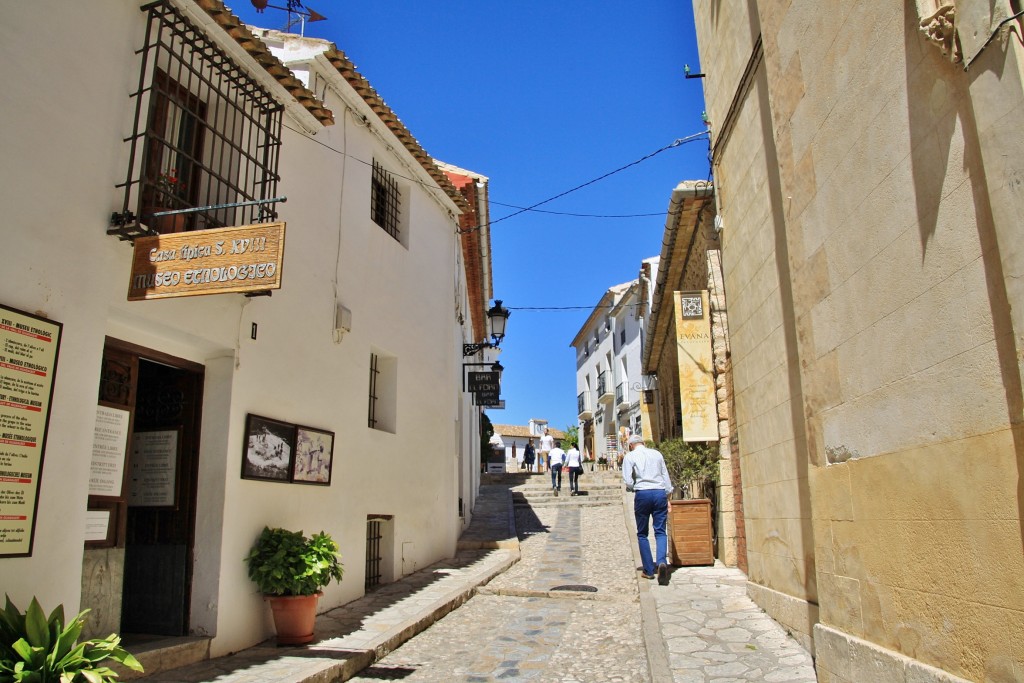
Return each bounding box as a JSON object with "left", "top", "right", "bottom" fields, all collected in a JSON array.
[
  {"left": 145, "top": 169, "right": 187, "bottom": 233},
  {"left": 597, "top": 456, "right": 608, "bottom": 470},
  {"left": 0, "top": 595, "right": 142, "bottom": 682},
  {"left": 658, "top": 439, "right": 718, "bottom": 566},
  {"left": 245, "top": 526, "right": 344, "bottom": 645}
]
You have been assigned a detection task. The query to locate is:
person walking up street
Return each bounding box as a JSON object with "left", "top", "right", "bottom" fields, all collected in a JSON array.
[
  {"left": 538, "top": 428, "right": 554, "bottom": 473},
  {"left": 547, "top": 443, "right": 566, "bottom": 496},
  {"left": 622, "top": 434, "right": 674, "bottom": 585},
  {"left": 565, "top": 443, "right": 583, "bottom": 495}
]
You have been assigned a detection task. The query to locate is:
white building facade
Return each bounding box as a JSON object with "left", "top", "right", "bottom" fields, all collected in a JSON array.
[
  {"left": 0, "top": 0, "right": 490, "bottom": 663},
  {"left": 570, "top": 264, "right": 656, "bottom": 465}
]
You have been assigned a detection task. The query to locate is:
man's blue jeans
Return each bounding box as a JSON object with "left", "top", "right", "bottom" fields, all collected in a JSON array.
[
  {"left": 634, "top": 489, "right": 668, "bottom": 575},
  {"left": 550, "top": 463, "right": 562, "bottom": 490}
]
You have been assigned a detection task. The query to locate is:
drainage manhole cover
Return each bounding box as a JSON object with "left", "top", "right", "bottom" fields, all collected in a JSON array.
[{"left": 550, "top": 584, "right": 598, "bottom": 592}]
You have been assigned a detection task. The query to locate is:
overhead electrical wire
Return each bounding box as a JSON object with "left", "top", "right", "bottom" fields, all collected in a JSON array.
[
  {"left": 462, "top": 130, "right": 712, "bottom": 234},
  {"left": 282, "top": 121, "right": 710, "bottom": 231},
  {"left": 488, "top": 201, "right": 667, "bottom": 218}
]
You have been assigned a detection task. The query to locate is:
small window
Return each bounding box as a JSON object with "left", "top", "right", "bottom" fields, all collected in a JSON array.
[
  {"left": 368, "top": 351, "right": 397, "bottom": 433},
  {"left": 371, "top": 159, "right": 402, "bottom": 241}
]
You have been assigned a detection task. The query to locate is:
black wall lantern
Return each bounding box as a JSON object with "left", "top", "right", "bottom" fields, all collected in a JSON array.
[{"left": 463, "top": 300, "right": 511, "bottom": 356}]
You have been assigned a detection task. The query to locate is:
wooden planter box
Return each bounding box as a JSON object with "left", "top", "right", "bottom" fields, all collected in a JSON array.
[{"left": 668, "top": 499, "right": 714, "bottom": 566}]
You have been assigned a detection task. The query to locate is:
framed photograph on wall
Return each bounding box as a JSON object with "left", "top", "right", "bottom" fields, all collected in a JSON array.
[
  {"left": 242, "top": 414, "right": 294, "bottom": 482},
  {"left": 292, "top": 426, "right": 334, "bottom": 485}
]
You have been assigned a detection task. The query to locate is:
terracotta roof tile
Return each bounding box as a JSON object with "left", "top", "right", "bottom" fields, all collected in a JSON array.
[
  {"left": 491, "top": 424, "right": 566, "bottom": 439},
  {"left": 320, "top": 47, "right": 469, "bottom": 213},
  {"left": 196, "top": 0, "right": 334, "bottom": 126}
]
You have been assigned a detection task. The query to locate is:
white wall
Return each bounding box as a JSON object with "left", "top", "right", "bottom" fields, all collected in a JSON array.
[{"left": 0, "top": 1, "right": 468, "bottom": 657}]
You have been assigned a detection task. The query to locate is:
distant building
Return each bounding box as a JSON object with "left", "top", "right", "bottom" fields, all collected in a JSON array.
[
  {"left": 570, "top": 269, "right": 653, "bottom": 465},
  {"left": 490, "top": 420, "right": 565, "bottom": 467}
]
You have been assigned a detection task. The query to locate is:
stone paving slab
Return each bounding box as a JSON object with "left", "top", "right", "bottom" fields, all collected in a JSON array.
[
  {"left": 131, "top": 475, "right": 818, "bottom": 683},
  {"left": 133, "top": 497, "right": 519, "bottom": 682},
  {"left": 620, "top": 489, "right": 818, "bottom": 683}
]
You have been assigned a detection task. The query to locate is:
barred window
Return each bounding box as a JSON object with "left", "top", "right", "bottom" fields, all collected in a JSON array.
[
  {"left": 111, "top": 0, "right": 283, "bottom": 240},
  {"left": 368, "top": 353, "right": 380, "bottom": 429},
  {"left": 371, "top": 159, "right": 402, "bottom": 241},
  {"left": 368, "top": 351, "right": 397, "bottom": 433}
]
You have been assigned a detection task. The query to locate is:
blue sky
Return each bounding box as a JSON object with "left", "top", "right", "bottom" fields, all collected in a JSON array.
[{"left": 231, "top": 1, "right": 710, "bottom": 432}]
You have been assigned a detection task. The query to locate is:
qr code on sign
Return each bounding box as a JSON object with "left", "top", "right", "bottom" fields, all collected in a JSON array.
[{"left": 680, "top": 295, "right": 703, "bottom": 319}]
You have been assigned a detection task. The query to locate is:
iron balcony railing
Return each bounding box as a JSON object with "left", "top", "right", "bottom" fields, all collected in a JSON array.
[{"left": 578, "top": 392, "right": 591, "bottom": 416}]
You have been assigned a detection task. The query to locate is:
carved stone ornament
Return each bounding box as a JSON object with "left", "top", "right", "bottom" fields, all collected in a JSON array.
[{"left": 920, "top": 3, "right": 963, "bottom": 63}]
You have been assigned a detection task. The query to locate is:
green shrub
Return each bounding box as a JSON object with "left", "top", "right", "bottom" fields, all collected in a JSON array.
[
  {"left": 657, "top": 438, "right": 718, "bottom": 498},
  {"left": 245, "top": 527, "right": 344, "bottom": 596},
  {"left": 0, "top": 595, "right": 142, "bottom": 683}
]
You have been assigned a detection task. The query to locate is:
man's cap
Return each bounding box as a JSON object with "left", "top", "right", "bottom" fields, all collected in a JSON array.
[{"left": 627, "top": 434, "right": 644, "bottom": 445}]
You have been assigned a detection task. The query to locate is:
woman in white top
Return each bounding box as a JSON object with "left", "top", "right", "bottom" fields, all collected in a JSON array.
[{"left": 565, "top": 445, "right": 583, "bottom": 495}]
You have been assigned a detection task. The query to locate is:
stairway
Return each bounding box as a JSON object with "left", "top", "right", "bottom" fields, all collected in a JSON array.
[{"left": 500, "top": 469, "right": 624, "bottom": 508}]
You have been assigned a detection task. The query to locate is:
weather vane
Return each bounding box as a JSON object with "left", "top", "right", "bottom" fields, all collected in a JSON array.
[{"left": 250, "top": 0, "right": 327, "bottom": 36}]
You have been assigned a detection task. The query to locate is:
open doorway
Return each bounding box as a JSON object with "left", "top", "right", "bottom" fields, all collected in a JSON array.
[{"left": 90, "top": 340, "right": 204, "bottom": 637}]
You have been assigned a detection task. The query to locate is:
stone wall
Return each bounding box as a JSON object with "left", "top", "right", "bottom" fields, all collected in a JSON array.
[{"left": 693, "top": 0, "right": 1024, "bottom": 678}]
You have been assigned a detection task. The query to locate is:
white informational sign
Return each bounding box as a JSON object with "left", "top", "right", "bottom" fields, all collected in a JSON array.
[
  {"left": 128, "top": 430, "right": 178, "bottom": 507},
  {"left": 84, "top": 510, "right": 111, "bottom": 542},
  {"left": 88, "top": 406, "right": 130, "bottom": 497}
]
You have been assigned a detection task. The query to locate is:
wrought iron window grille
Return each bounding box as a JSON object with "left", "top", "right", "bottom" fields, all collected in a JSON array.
[
  {"left": 371, "top": 159, "right": 402, "bottom": 241},
  {"left": 368, "top": 353, "right": 380, "bottom": 429},
  {"left": 110, "top": 0, "right": 284, "bottom": 240}
]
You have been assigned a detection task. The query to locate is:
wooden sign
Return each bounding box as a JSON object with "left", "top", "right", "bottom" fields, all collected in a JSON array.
[{"left": 128, "top": 222, "right": 286, "bottom": 300}]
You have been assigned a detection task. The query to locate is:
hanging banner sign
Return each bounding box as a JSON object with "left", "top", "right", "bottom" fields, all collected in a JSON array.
[
  {"left": 674, "top": 290, "right": 718, "bottom": 441},
  {"left": 0, "top": 304, "right": 63, "bottom": 557},
  {"left": 127, "top": 222, "right": 286, "bottom": 301},
  {"left": 476, "top": 390, "right": 501, "bottom": 407},
  {"left": 468, "top": 371, "right": 500, "bottom": 393}
]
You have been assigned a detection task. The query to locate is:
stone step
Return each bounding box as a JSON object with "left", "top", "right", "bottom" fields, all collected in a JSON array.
[{"left": 513, "top": 497, "right": 619, "bottom": 508}]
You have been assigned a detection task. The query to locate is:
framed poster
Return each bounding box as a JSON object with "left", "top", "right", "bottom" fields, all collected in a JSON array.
[
  {"left": 292, "top": 426, "right": 334, "bottom": 486},
  {"left": 128, "top": 429, "right": 179, "bottom": 508},
  {"left": 88, "top": 406, "right": 131, "bottom": 498},
  {"left": 242, "top": 414, "right": 294, "bottom": 482},
  {"left": 0, "top": 304, "right": 63, "bottom": 557}
]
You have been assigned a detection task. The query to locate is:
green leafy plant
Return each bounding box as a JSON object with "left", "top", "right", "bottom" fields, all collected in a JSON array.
[
  {"left": 0, "top": 595, "right": 142, "bottom": 683},
  {"left": 657, "top": 438, "right": 718, "bottom": 498},
  {"left": 561, "top": 425, "right": 579, "bottom": 449},
  {"left": 479, "top": 414, "right": 494, "bottom": 459},
  {"left": 245, "top": 527, "right": 344, "bottom": 596}
]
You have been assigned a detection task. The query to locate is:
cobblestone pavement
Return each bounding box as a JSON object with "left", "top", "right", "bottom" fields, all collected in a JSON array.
[
  {"left": 348, "top": 502, "right": 648, "bottom": 682},
  {"left": 650, "top": 564, "right": 818, "bottom": 682},
  {"left": 128, "top": 473, "right": 817, "bottom": 682}
]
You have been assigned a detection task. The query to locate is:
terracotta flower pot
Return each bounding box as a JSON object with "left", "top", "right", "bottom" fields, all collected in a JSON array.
[{"left": 266, "top": 593, "right": 320, "bottom": 645}]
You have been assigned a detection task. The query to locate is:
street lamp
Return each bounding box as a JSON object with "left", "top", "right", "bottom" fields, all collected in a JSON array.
[{"left": 463, "top": 300, "right": 511, "bottom": 356}]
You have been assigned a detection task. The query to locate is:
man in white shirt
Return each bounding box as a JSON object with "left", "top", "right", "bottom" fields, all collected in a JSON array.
[
  {"left": 621, "top": 434, "right": 674, "bottom": 585},
  {"left": 538, "top": 429, "right": 554, "bottom": 473},
  {"left": 547, "top": 444, "right": 566, "bottom": 496}
]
